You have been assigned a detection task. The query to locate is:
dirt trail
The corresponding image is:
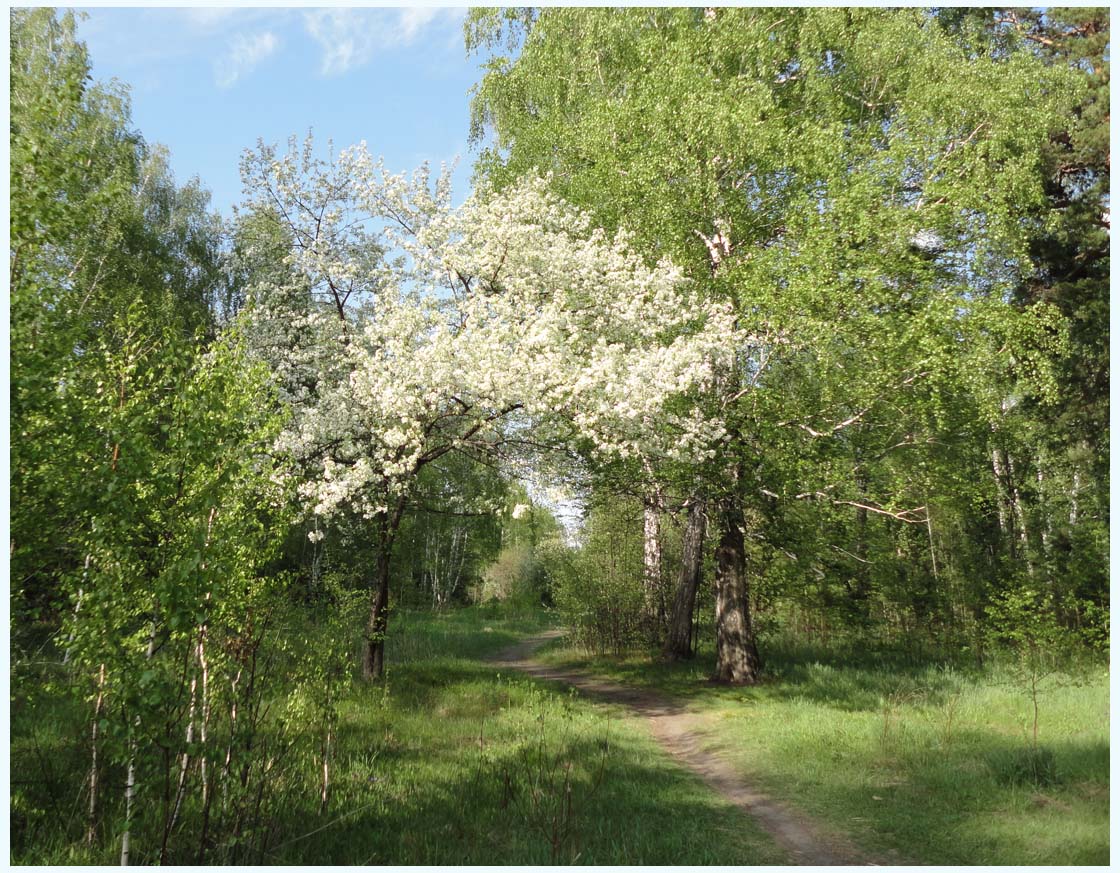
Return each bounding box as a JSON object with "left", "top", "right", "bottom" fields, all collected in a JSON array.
[{"left": 491, "top": 630, "right": 874, "bottom": 867}]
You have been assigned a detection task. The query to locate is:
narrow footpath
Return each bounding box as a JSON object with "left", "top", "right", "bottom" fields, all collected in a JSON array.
[{"left": 491, "top": 630, "right": 875, "bottom": 867}]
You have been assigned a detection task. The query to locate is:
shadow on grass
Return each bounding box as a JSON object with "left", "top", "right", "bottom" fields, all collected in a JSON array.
[
  {"left": 790, "top": 729, "right": 1110, "bottom": 865},
  {"left": 542, "top": 635, "right": 987, "bottom": 713},
  {"left": 15, "top": 611, "right": 1105, "bottom": 866}
]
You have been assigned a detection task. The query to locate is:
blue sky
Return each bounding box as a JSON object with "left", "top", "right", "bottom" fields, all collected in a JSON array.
[{"left": 74, "top": 7, "right": 487, "bottom": 216}]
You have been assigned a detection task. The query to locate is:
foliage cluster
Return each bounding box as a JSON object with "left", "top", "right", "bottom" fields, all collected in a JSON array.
[
  {"left": 549, "top": 496, "right": 655, "bottom": 653},
  {"left": 10, "top": 11, "right": 355, "bottom": 862}
]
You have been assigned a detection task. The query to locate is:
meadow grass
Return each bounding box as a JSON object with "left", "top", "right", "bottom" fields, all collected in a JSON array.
[
  {"left": 538, "top": 633, "right": 1110, "bottom": 865},
  {"left": 268, "top": 606, "right": 787, "bottom": 865},
  {"left": 11, "top": 605, "right": 788, "bottom": 865}
]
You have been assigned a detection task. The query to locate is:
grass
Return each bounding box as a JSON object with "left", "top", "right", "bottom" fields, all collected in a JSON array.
[
  {"left": 10, "top": 604, "right": 788, "bottom": 865},
  {"left": 269, "top": 606, "right": 787, "bottom": 865},
  {"left": 17, "top": 605, "right": 1105, "bottom": 865},
  {"left": 537, "top": 633, "right": 1110, "bottom": 866}
]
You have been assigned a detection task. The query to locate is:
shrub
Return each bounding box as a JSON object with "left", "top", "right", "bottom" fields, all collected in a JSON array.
[
  {"left": 549, "top": 547, "right": 644, "bottom": 655},
  {"left": 475, "top": 544, "right": 544, "bottom": 605}
]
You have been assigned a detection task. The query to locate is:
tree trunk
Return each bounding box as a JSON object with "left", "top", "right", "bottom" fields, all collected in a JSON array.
[
  {"left": 1069, "top": 467, "right": 1080, "bottom": 527},
  {"left": 991, "top": 447, "right": 1013, "bottom": 553},
  {"left": 1004, "top": 449, "right": 1035, "bottom": 577},
  {"left": 87, "top": 662, "right": 105, "bottom": 845},
  {"left": 362, "top": 545, "right": 391, "bottom": 680},
  {"left": 361, "top": 501, "right": 407, "bottom": 680},
  {"left": 122, "top": 620, "right": 159, "bottom": 864},
  {"left": 663, "top": 497, "right": 706, "bottom": 661},
  {"left": 712, "top": 497, "right": 762, "bottom": 685},
  {"left": 642, "top": 491, "right": 664, "bottom": 633},
  {"left": 990, "top": 411, "right": 1034, "bottom": 574},
  {"left": 849, "top": 467, "right": 871, "bottom": 615}
]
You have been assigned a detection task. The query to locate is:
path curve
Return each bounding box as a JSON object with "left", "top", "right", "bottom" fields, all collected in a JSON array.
[{"left": 491, "top": 630, "right": 874, "bottom": 867}]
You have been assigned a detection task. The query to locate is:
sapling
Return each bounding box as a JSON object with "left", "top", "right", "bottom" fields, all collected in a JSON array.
[{"left": 986, "top": 587, "right": 1075, "bottom": 784}]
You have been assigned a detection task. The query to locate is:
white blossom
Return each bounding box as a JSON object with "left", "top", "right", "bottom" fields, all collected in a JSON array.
[{"left": 240, "top": 137, "right": 742, "bottom": 531}]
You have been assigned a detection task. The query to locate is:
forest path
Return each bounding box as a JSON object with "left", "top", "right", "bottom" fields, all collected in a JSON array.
[{"left": 491, "top": 630, "right": 876, "bottom": 867}]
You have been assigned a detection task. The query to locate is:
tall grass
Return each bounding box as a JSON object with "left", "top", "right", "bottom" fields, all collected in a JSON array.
[{"left": 11, "top": 605, "right": 787, "bottom": 865}]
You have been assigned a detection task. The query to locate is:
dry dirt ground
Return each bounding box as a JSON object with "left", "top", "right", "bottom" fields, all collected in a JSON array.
[{"left": 491, "top": 630, "right": 877, "bottom": 866}]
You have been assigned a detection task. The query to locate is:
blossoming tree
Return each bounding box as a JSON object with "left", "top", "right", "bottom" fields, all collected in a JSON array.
[{"left": 240, "top": 137, "right": 737, "bottom": 677}]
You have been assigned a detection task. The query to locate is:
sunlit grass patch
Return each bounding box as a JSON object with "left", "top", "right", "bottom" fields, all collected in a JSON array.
[
  {"left": 542, "top": 633, "right": 1109, "bottom": 865},
  {"left": 11, "top": 606, "right": 790, "bottom": 864},
  {"left": 269, "top": 607, "right": 787, "bottom": 865}
]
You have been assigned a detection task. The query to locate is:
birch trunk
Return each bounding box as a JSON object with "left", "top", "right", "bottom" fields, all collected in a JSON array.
[
  {"left": 642, "top": 491, "right": 664, "bottom": 633},
  {"left": 1005, "top": 449, "right": 1034, "bottom": 576},
  {"left": 320, "top": 725, "right": 333, "bottom": 813},
  {"left": 1070, "top": 468, "right": 1081, "bottom": 527},
  {"left": 162, "top": 671, "right": 197, "bottom": 861},
  {"left": 122, "top": 623, "right": 159, "bottom": 864},
  {"left": 121, "top": 751, "right": 136, "bottom": 865},
  {"left": 87, "top": 662, "right": 105, "bottom": 845},
  {"left": 991, "top": 447, "right": 1013, "bottom": 550},
  {"left": 663, "top": 498, "right": 706, "bottom": 661}
]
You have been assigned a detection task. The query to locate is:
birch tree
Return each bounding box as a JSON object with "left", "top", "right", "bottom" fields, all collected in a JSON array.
[{"left": 467, "top": 7, "right": 1080, "bottom": 680}]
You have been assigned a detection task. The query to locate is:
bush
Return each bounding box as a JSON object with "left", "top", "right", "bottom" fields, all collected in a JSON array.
[
  {"left": 475, "top": 544, "right": 545, "bottom": 605},
  {"left": 548, "top": 546, "right": 645, "bottom": 655}
]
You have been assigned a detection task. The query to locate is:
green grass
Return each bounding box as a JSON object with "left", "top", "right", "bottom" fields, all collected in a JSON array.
[
  {"left": 270, "top": 607, "right": 787, "bottom": 865},
  {"left": 20, "top": 606, "right": 1104, "bottom": 864},
  {"left": 11, "top": 605, "right": 788, "bottom": 865},
  {"left": 538, "top": 635, "right": 1110, "bottom": 865}
]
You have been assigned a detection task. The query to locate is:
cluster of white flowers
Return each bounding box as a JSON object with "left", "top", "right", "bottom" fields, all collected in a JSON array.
[{"left": 241, "top": 137, "right": 741, "bottom": 528}]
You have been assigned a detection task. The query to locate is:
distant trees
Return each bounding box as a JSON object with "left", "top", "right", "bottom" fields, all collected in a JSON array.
[
  {"left": 940, "top": 8, "right": 1110, "bottom": 642},
  {"left": 551, "top": 495, "right": 647, "bottom": 654}
]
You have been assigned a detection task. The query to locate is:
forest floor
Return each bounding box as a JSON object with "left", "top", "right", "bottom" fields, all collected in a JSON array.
[
  {"left": 492, "top": 629, "right": 872, "bottom": 865},
  {"left": 12, "top": 607, "right": 1108, "bottom": 865},
  {"left": 12, "top": 607, "right": 791, "bottom": 865}
]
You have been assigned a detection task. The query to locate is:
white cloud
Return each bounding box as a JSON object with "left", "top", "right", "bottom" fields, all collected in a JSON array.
[
  {"left": 303, "top": 8, "right": 463, "bottom": 77},
  {"left": 304, "top": 9, "right": 366, "bottom": 77},
  {"left": 397, "top": 7, "right": 441, "bottom": 42},
  {"left": 182, "top": 8, "right": 242, "bottom": 31},
  {"left": 214, "top": 30, "right": 280, "bottom": 89}
]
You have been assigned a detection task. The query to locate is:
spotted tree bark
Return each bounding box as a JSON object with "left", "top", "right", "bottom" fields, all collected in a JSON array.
[{"left": 642, "top": 490, "right": 664, "bottom": 635}]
